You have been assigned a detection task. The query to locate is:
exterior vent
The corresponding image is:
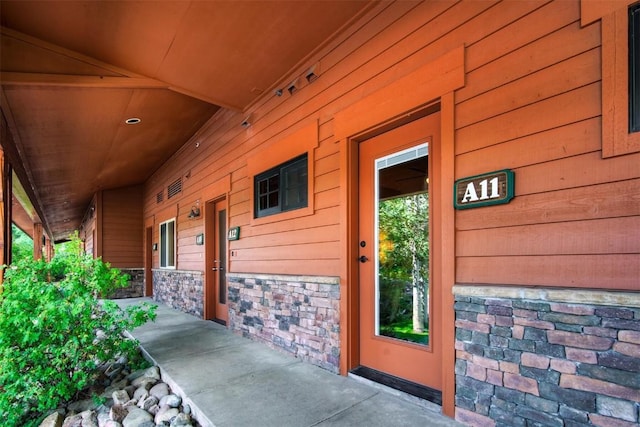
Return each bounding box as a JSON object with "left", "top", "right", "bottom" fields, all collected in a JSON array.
[
  {"left": 156, "top": 191, "right": 164, "bottom": 204},
  {"left": 167, "top": 177, "right": 182, "bottom": 199}
]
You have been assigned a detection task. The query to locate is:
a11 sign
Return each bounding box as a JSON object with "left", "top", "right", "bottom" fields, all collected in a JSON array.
[{"left": 454, "top": 169, "right": 515, "bottom": 210}]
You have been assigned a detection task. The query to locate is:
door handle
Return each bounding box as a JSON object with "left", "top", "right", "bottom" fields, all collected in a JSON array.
[
  {"left": 212, "top": 267, "right": 225, "bottom": 271},
  {"left": 359, "top": 255, "right": 369, "bottom": 263}
]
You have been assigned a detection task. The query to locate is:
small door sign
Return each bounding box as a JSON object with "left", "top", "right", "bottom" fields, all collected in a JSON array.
[
  {"left": 454, "top": 169, "right": 514, "bottom": 210},
  {"left": 228, "top": 226, "right": 240, "bottom": 241}
]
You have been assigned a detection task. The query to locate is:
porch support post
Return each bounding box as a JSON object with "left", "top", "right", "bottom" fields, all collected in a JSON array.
[
  {"left": 0, "top": 150, "right": 11, "bottom": 282},
  {"left": 45, "top": 236, "right": 54, "bottom": 262},
  {"left": 33, "top": 223, "right": 43, "bottom": 260}
]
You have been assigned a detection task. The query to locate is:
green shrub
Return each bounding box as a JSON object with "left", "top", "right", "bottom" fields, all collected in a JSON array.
[{"left": 0, "top": 234, "right": 156, "bottom": 427}]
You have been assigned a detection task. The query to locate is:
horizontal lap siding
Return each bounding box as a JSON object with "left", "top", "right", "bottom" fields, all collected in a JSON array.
[
  {"left": 142, "top": 0, "right": 495, "bottom": 275},
  {"left": 143, "top": 0, "right": 639, "bottom": 288},
  {"left": 102, "top": 186, "right": 143, "bottom": 268},
  {"left": 455, "top": 0, "right": 638, "bottom": 289}
]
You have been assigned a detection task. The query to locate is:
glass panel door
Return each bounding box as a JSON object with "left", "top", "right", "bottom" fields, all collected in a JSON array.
[{"left": 375, "top": 145, "right": 430, "bottom": 346}]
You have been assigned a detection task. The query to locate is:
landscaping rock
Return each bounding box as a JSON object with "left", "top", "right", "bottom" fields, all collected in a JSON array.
[
  {"left": 112, "top": 390, "right": 130, "bottom": 405},
  {"left": 104, "top": 379, "right": 129, "bottom": 397},
  {"left": 97, "top": 411, "right": 111, "bottom": 427},
  {"left": 130, "top": 377, "right": 157, "bottom": 390},
  {"left": 109, "top": 404, "right": 128, "bottom": 423},
  {"left": 149, "top": 382, "right": 170, "bottom": 399},
  {"left": 147, "top": 404, "right": 160, "bottom": 416},
  {"left": 170, "top": 413, "right": 193, "bottom": 427},
  {"left": 139, "top": 395, "right": 159, "bottom": 411},
  {"left": 56, "top": 357, "right": 199, "bottom": 427},
  {"left": 159, "top": 394, "right": 181, "bottom": 408},
  {"left": 122, "top": 408, "right": 154, "bottom": 427},
  {"left": 155, "top": 406, "right": 180, "bottom": 424},
  {"left": 61, "top": 413, "right": 83, "bottom": 427},
  {"left": 39, "top": 411, "right": 63, "bottom": 427},
  {"left": 133, "top": 387, "right": 149, "bottom": 402},
  {"left": 80, "top": 409, "right": 99, "bottom": 427},
  {"left": 124, "top": 385, "right": 138, "bottom": 398},
  {"left": 129, "top": 367, "right": 160, "bottom": 384}
]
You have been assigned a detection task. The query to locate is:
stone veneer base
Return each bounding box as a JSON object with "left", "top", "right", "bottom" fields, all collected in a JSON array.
[
  {"left": 152, "top": 269, "right": 204, "bottom": 318},
  {"left": 453, "top": 285, "right": 640, "bottom": 427},
  {"left": 108, "top": 268, "right": 144, "bottom": 299},
  {"left": 227, "top": 273, "right": 340, "bottom": 373}
]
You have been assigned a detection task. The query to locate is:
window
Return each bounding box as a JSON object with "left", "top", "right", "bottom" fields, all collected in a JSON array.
[
  {"left": 584, "top": 0, "right": 640, "bottom": 156},
  {"left": 247, "top": 121, "right": 317, "bottom": 225},
  {"left": 159, "top": 218, "right": 175, "bottom": 268},
  {"left": 254, "top": 154, "right": 308, "bottom": 218},
  {"left": 630, "top": 3, "right": 640, "bottom": 132}
]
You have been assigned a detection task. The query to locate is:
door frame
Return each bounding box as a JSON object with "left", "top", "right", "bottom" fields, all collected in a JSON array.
[
  {"left": 334, "top": 47, "right": 463, "bottom": 416},
  {"left": 338, "top": 94, "right": 457, "bottom": 415},
  {"left": 144, "top": 226, "right": 153, "bottom": 296},
  {"left": 204, "top": 196, "right": 228, "bottom": 322},
  {"left": 357, "top": 112, "right": 442, "bottom": 390}
]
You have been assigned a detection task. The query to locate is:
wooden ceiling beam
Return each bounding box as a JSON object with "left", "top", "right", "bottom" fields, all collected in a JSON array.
[
  {"left": 167, "top": 85, "right": 241, "bottom": 112},
  {"left": 1, "top": 26, "right": 234, "bottom": 110},
  {"left": 0, "top": 72, "right": 169, "bottom": 89},
  {"left": 1, "top": 26, "right": 147, "bottom": 79}
]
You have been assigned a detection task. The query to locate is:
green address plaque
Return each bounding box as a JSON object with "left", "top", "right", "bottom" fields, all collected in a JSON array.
[
  {"left": 454, "top": 169, "right": 515, "bottom": 210},
  {"left": 228, "top": 226, "right": 241, "bottom": 241}
]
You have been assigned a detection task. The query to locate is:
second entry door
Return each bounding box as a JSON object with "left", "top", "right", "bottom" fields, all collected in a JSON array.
[
  {"left": 357, "top": 112, "right": 442, "bottom": 392},
  {"left": 206, "top": 198, "right": 228, "bottom": 324}
]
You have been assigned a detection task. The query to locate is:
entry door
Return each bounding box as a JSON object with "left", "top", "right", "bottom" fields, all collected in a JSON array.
[
  {"left": 205, "top": 198, "right": 228, "bottom": 324},
  {"left": 358, "top": 112, "right": 442, "bottom": 391}
]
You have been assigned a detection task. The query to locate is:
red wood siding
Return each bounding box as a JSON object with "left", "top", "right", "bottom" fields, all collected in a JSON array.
[
  {"left": 143, "top": 0, "right": 639, "bottom": 290},
  {"left": 453, "top": 0, "right": 638, "bottom": 288},
  {"left": 101, "top": 186, "right": 143, "bottom": 268},
  {"left": 80, "top": 194, "right": 97, "bottom": 257}
]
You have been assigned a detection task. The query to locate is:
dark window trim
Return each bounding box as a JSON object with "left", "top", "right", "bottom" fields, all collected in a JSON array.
[
  {"left": 630, "top": 2, "right": 640, "bottom": 132},
  {"left": 159, "top": 218, "right": 176, "bottom": 269},
  {"left": 254, "top": 154, "right": 308, "bottom": 218}
]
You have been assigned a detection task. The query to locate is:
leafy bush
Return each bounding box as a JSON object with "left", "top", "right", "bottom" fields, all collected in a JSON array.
[
  {"left": 11, "top": 224, "right": 33, "bottom": 264},
  {"left": 0, "top": 235, "right": 156, "bottom": 426}
]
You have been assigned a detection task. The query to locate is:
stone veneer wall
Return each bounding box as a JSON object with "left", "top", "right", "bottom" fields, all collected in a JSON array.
[
  {"left": 453, "top": 286, "right": 640, "bottom": 427},
  {"left": 108, "top": 268, "right": 144, "bottom": 299},
  {"left": 152, "top": 269, "right": 204, "bottom": 318},
  {"left": 227, "top": 273, "right": 340, "bottom": 373}
]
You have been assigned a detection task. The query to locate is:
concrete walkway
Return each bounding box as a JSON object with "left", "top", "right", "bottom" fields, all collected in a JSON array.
[{"left": 116, "top": 298, "right": 463, "bottom": 427}]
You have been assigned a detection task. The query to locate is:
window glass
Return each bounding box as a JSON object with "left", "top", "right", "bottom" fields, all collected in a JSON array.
[
  {"left": 255, "top": 154, "right": 308, "bottom": 218},
  {"left": 159, "top": 219, "right": 176, "bottom": 268},
  {"left": 282, "top": 157, "right": 308, "bottom": 210}
]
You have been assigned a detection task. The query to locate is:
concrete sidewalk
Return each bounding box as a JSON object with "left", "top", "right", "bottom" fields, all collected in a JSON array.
[{"left": 116, "top": 298, "right": 463, "bottom": 427}]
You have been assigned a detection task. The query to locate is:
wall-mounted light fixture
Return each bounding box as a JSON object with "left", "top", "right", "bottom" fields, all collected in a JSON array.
[
  {"left": 305, "top": 63, "right": 320, "bottom": 83},
  {"left": 241, "top": 115, "right": 252, "bottom": 128},
  {"left": 287, "top": 79, "right": 299, "bottom": 95},
  {"left": 187, "top": 206, "right": 201, "bottom": 219},
  {"left": 274, "top": 88, "right": 283, "bottom": 97}
]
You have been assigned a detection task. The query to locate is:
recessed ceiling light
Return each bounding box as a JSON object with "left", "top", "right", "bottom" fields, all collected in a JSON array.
[{"left": 125, "top": 117, "right": 141, "bottom": 125}]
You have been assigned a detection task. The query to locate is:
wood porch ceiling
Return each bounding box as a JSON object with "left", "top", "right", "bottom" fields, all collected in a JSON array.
[{"left": 0, "top": 0, "right": 371, "bottom": 241}]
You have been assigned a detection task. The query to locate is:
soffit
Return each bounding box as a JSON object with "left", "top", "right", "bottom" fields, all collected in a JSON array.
[{"left": 0, "top": 0, "right": 372, "bottom": 241}]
